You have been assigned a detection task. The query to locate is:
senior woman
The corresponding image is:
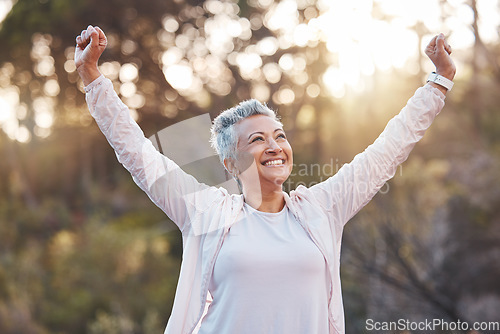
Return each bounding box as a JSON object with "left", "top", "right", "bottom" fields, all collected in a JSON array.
[{"left": 75, "top": 25, "right": 455, "bottom": 334}]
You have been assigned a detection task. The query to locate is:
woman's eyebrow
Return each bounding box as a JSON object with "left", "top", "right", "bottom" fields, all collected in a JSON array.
[
  {"left": 247, "top": 131, "right": 264, "bottom": 140},
  {"left": 247, "top": 128, "right": 284, "bottom": 140}
]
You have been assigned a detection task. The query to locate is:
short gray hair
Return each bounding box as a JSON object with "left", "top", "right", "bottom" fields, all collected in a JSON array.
[{"left": 210, "top": 99, "right": 281, "bottom": 164}]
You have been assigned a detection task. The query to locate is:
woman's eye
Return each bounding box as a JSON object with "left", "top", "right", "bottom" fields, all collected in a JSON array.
[
  {"left": 277, "top": 133, "right": 286, "bottom": 139},
  {"left": 251, "top": 137, "right": 264, "bottom": 143}
]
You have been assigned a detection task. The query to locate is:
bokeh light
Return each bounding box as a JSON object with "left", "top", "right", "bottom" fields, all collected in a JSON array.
[{"left": 0, "top": 0, "right": 498, "bottom": 142}]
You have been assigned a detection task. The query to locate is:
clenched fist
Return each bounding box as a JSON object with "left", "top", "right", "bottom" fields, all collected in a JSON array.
[
  {"left": 425, "top": 33, "right": 456, "bottom": 81},
  {"left": 75, "top": 25, "right": 107, "bottom": 86}
]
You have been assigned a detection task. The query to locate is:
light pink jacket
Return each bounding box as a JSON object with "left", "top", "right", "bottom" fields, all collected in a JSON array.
[{"left": 85, "top": 75, "right": 445, "bottom": 334}]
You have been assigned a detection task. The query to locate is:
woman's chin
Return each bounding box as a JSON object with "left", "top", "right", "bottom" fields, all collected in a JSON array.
[{"left": 264, "top": 174, "right": 290, "bottom": 188}]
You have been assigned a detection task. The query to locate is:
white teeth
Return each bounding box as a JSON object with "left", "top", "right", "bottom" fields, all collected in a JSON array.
[{"left": 264, "top": 159, "right": 284, "bottom": 166}]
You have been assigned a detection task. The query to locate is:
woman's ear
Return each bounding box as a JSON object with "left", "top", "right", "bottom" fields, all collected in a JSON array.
[{"left": 224, "top": 158, "right": 238, "bottom": 177}]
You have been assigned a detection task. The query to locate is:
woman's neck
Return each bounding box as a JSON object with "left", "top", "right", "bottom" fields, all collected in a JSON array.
[{"left": 242, "top": 187, "right": 285, "bottom": 213}]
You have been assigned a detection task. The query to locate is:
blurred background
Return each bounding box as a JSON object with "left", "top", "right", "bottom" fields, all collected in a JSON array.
[{"left": 0, "top": 0, "right": 499, "bottom": 333}]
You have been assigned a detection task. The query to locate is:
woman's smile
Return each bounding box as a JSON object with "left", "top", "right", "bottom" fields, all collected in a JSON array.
[{"left": 262, "top": 159, "right": 286, "bottom": 166}]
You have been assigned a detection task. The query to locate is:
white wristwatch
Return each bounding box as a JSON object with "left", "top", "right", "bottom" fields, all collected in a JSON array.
[{"left": 427, "top": 72, "right": 454, "bottom": 91}]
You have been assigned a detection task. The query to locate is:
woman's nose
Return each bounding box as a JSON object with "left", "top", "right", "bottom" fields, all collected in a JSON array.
[{"left": 265, "top": 139, "right": 282, "bottom": 153}]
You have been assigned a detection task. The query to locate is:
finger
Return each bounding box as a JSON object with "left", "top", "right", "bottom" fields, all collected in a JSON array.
[
  {"left": 81, "top": 29, "right": 88, "bottom": 43},
  {"left": 444, "top": 39, "right": 452, "bottom": 54},
  {"left": 76, "top": 34, "right": 88, "bottom": 49},
  {"left": 89, "top": 26, "right": 99, "bottom": 47},
  {"left": 95, "top": 26, "right": 107, "bottom": 47},
  {"left": 427, "top": 35, "right": 438, "bottom": 49},
  {"left": 424, "top": 35, "right": 438, "bottom": 57},
  {"left": 83, "top": 25, "right": 93, "bottom": 41},
  {"left": 95, "top": 26, "right": 104, "bottom": 37},
  {"left": 86, "top": 24, "right": 94, "bottom": 36},
  {"left": 444, "top": 44, "right": 452, "bottom": 55},
  {"left": 436, "top": 33, "right": 446, "bottom": 52}
]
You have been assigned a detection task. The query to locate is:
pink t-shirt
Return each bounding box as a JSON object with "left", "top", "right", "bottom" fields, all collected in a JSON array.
[{"left": 198, "top": 203, "right": 330, "bottom": 334}]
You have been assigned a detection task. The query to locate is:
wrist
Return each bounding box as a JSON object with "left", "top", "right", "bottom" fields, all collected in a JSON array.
[
  {"left": 77, "top": 63, "right": 101, "bottom": 86},
  {"left": 427, "top": 72, "right": 454, "bottom": 93},
  {"left": 435, "top": 69, "right": 455, "bottom": 81}
]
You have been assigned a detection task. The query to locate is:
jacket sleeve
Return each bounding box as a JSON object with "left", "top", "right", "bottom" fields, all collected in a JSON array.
[
  {"left": 308, "top": 84, "right": 446, "bottom": 227},
  {"left": 84, "top": 75, "right": 222, "bottom": 232}
]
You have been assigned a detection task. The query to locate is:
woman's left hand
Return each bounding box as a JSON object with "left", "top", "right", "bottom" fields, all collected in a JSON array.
[{"left": 425, "top": 33, "right": 456, "bottom": 81}]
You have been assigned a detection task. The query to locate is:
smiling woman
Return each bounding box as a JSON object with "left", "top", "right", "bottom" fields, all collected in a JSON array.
[
  {"left": 210, "top": 102, "right": 293, "bottom": 211},
  {"left": 75, "top": 22, "right": 454, "bottom": 334}
]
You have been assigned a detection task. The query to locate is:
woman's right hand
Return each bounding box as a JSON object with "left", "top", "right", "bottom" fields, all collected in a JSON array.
[{"left": 75, "top": 25, "right": 107, "bottom": 86}]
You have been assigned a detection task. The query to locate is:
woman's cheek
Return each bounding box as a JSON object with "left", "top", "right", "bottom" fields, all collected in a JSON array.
[{"left": 236, "top": 151, "right": 257, "bottom": 175}]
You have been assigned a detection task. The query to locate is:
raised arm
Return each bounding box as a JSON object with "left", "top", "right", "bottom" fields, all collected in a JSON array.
[
  {"left": 307, "top": 34, "right": 455, "bottom": 229},
  {"left": 75, "top": 26, "right": 223, "bottom": 232}
]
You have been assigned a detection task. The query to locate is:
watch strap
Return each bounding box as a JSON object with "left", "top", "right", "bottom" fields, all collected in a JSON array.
[{"left": 427, "top": 72, "right": 454, "bottom": 91}]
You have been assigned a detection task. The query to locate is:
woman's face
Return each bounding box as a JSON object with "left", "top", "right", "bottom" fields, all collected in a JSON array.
[{"left": 229, "top": 115, "right": 293, "bottom": 192}]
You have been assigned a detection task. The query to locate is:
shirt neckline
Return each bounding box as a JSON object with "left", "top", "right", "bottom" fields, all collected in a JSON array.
[{"left": 243, "top": 202, "right": 288, "bottom": 217}]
